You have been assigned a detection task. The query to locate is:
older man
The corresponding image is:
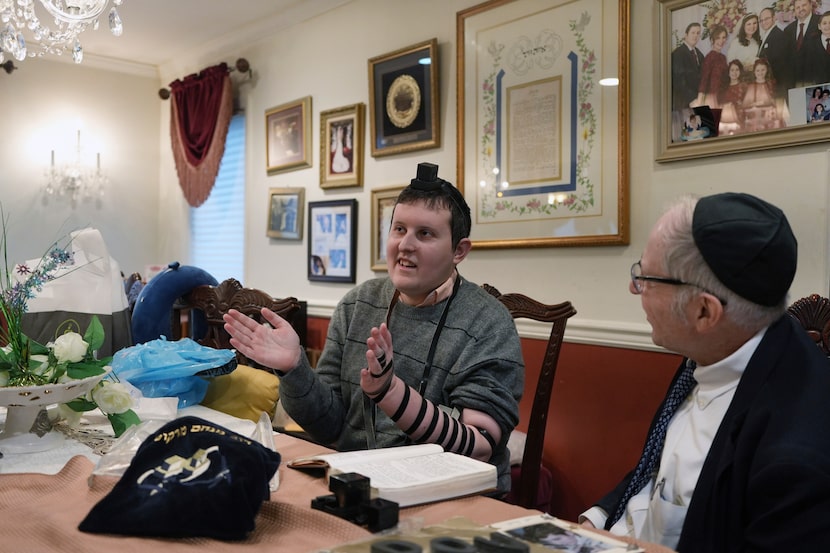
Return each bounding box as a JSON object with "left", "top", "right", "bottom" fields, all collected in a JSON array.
[{"left": 581, "top": 193, "right": 830, "bottom": 551}]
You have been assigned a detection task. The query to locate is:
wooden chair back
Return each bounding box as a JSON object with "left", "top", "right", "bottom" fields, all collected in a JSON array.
[
  {"left": 787, "top": 294, "right": 830, "bottom": 356},
  {"left": 177, "top": 278, "right": 303, "bottom": 369},
  {"left": 482, "top": 283, "right": 577, "bottom": 510}
]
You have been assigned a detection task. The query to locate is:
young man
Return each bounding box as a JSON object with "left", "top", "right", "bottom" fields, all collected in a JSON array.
[
  {"left": 580, "top": 193, "right": 830, "bottom": 551},
  {"left": 671, "top": 22, "right": 704, "bottom": 112},
  {"left": 223, "top": 162, "right": 524, "bottom": 492},
  {"left": 757, "top": 6, "right": 790, "bottom": 98}
]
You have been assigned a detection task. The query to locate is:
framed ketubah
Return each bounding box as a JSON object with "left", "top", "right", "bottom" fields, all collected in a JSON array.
[{"left": 457, "top": 0, "right": 630, "bottom": 248}]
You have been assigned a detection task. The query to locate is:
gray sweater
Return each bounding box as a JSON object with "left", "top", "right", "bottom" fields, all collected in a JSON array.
[{"left": 280, "top": 276, "right": 524, "bottom": 492}]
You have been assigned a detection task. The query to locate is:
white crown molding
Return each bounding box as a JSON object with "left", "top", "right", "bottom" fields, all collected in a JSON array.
[
  {"left": 157, "top": 0, "right": 353, "bottom": 80},
  {"left": 75, "top": 52, "right": 158, "bottom": 78}
]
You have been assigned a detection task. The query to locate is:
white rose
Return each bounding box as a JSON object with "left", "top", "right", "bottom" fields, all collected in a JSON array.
[
  {"left": 51, "top": 332, "right": 88, "bottom": 363},
  {"left": 92, "top": 381, "right": 133, "bottom": 414}
]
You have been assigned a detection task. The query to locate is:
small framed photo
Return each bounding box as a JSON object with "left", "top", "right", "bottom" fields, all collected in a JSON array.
[
  {"left": 308, "top": 199, "right": 357, "bottom": 283},
  {"left": 266, "top": 187, "right": 304, "bottom": 240},
  {"left": 265, "top": 96, "right": 312, "bottom": 174},
  {"left": 368, "top": 38, "right": 439, "bottom": 157},
  {"left": 320, "top": 103, "right": 365, "bottom": 189},
  {"left": 370, "top": 186, "right": 404, "bottom": 271}
]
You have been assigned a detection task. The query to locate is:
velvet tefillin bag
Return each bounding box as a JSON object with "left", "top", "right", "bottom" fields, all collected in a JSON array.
[{"left": 79, "top": 416, "right": 281, "bottom": 540}]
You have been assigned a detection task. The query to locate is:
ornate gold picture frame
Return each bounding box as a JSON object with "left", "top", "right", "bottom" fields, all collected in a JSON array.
[
  {"left": 320, "top": 103, "right": 365, "bottom": 188},
  {"left": 370, "top": 186, "right": 404, "bottom": 271},
  {"left": 266, "top": 187, "right": 304, "bottom": 240},
  {"left": 265, "top": 96, "right": 312, "bottom": 174},
  {"left": 368, "top": 38, "right": 440, "bottom": 157},
  {"left": 656, "top": 0, "right": 830, "bottom": 162}
]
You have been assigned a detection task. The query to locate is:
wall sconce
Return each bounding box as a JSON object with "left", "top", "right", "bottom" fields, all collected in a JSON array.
[{"left": 44, "top": 130, "right": 108, "bottom": 203}]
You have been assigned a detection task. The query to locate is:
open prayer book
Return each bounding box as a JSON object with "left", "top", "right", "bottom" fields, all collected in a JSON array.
[{"left": 287, "top": 443, "right": 497, "bottom": 507}]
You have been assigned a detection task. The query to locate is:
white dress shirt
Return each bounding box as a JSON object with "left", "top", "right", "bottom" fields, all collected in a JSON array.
[{"left": 580, "top": 328, "right": 767, "bottom": 549}]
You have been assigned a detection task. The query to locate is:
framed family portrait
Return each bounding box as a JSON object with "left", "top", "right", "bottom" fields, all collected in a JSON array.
[
  {"left": 308, "top": 199, "right": 358, "bottom": 283},
  {"left": 657, "top": 0, "right": 830, "bottom": 162},
  {"left": 265, "top": 96, "right": 312, "bottom": 174},
  {"left": 320, "top": 103, "right": 365, "bottom": 188},
  {"left": 368, "top": 38, "right": 440, "bottom": 157},
  {"left": 457, "top": 0, "right": 630, "bottom": 248},
  {"left": 370, "top": 186, "right": 404, "bottom": 271},
  {"left": 266, "top": 187, "right": 304, "bottom": 240}
]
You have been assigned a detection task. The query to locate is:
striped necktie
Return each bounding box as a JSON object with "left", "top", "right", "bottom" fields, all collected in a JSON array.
[{"left": 606, "top": 360, "right": 697, "bottom": 528}]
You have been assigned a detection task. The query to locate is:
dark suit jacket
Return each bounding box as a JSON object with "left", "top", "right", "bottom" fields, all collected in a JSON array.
[
  {"left": 597, "top": 315, "right": 830, "bottom": 552},
  {"left": 758, "top": 25, "right": 791, "bottom": 96},
  {"left": 671, "top": 44, "right": 703, "bottom": 111},
  {"left": 803, "top": 34, "right": 830, "bottom": 86},
  {"left": 785, "top": 15, "right": 821, "bottom": 86}
]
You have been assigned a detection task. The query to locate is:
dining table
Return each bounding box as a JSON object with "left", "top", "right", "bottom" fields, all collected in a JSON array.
[{"left": 0, "top": 405, "right": 675, "bottom": 553}]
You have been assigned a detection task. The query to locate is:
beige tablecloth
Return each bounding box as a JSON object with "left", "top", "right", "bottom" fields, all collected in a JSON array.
[{"left": 0, "top": 432, "right": 673, "bottom": 553}]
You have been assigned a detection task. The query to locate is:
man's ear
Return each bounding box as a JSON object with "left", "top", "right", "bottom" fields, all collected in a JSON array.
[
  {"left": 453, "top": 238, "right": 473, "bottom": 264},
  {"left": 690, "top": 292, "right": 725, "bottom": 332}
]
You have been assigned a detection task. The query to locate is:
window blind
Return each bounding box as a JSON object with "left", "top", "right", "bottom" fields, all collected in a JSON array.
[{"left": 189, "top": 113, "right": 245, "bottom": 282}]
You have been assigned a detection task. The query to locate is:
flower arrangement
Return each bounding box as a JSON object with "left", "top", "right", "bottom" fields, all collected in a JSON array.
[
  {"left": 0, "top": 209, "right": 139, "bottom": 437},
  {"left": 701, "top": 0, "right": 747, "bottom": 39}
]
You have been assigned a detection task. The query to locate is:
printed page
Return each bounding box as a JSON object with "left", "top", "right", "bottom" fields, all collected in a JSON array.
[
  {"left": 331, "top": 449, "right": 493, "bottom": 490},
  {"left": 288, "top": 443, "right": 442, "bottom": 469}
]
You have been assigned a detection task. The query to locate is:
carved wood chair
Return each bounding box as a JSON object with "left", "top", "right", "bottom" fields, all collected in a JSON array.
[
  {"left": 175, "top": 278, "right": 303, "bottom": 369},
  {"left": 482, "top": 283, "right": 577, "bottom": 512},
  {"left": 787, "top": 294, "right": 830, "bottom": 356}
]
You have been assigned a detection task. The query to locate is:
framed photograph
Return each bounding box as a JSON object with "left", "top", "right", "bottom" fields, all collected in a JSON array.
[
  {"left": 368, "top": 38, "right": 440, "bottom": 157},
  {"left": 656, "top": 0, "right": 830, "bottom": 162},
  {"left": 308, "top": 199, "right": 358, "bottom": 283},
  {"left": 265, "top": 96, "right": 312, "bottom": 174},
  {"left": 320, "top": 103, "right": 365, "bottom": 188},
  {"left": 457, "top": 0, "right": 630, "bottom": 248},
  {"left": 370, "top": 186, "right": 404, "bottom": 271},
  {"left": 266, "top": 187, "right": 304, "bottom": 240}
]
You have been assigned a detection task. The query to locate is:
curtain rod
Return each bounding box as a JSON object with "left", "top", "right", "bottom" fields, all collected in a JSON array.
[{"left": 158, "top": 58, "right": 251, "bottom": 100}]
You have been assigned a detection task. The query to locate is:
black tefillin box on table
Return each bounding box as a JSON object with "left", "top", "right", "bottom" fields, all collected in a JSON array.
[{"left": 311, "top": 472, "right": 399, "bottom": 533}]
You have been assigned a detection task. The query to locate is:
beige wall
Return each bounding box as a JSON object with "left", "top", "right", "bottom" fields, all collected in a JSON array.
[
  {"left": 4, "top": 0, "right": 828, "bottom": 351},
  {"left": 0, "top": 58, "right": 160, "bottom": 276}
]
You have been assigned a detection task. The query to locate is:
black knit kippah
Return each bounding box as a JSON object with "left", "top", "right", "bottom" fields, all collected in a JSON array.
[{"left": 692, "top": 192, "right": 797, "bottom": 307}]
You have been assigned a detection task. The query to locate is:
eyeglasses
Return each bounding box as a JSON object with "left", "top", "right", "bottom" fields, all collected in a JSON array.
[{"left": 630, "top": 261, "right": 727, "bottom": 305}]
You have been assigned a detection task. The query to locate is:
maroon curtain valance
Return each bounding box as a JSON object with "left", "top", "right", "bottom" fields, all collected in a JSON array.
[{"left": 169, "top": 62, "right": 232, "bottom": 207}]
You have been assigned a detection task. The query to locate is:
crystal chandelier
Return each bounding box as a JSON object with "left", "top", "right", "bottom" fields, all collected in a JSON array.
[
  {"left": 0, "top": 0, "right": 124, "bottom": 64},
  {"left": 44, "top": 130, "right": 108, "bottom": 202}
]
